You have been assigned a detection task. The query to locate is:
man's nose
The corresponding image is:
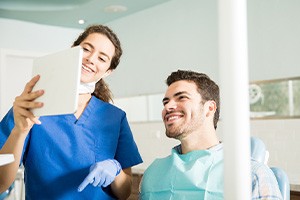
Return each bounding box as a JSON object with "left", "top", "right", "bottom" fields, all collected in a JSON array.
[{"left": 164, "top": 100, "right": 177, "bottom": 111}]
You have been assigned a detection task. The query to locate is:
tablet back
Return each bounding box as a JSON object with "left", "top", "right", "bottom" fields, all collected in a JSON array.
[{"left": 31, "top": 46, "right": 82, "bottom": 116}]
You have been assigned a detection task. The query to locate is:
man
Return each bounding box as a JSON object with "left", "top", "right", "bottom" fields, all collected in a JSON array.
[{"left": 140, "top": 70, "right": 282, "bottom": 200}]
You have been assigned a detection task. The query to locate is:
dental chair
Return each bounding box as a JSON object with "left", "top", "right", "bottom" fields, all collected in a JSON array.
[
  {"left": 250, "top": 136, "right": 290, "bottom": 200},
  {"left": 270, "top": 167, "right": 290, "bottom": 200}
]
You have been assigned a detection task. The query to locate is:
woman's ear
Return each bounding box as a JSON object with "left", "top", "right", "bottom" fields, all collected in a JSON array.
[{"left": 102, "top": 69, "right": 113, "bottom": 79}]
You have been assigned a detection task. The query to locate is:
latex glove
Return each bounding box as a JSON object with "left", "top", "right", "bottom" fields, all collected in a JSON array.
[{"left": 78, "top": 159, "right": 121, "bottom": 192}]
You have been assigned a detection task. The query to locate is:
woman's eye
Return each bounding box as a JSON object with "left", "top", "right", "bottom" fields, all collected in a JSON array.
[
  {"left": 83, "top": 47, "right": 90, "bottom": 52},
  {"left": 98, "top": 57, "right": 106, "bottom": 62}
]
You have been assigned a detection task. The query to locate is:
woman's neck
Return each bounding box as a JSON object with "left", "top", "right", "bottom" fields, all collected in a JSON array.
[{"left": 74, "top": 93, "right": 92, "bottom": 119}]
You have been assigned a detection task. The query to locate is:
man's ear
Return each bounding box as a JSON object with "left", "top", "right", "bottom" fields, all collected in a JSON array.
[{"left": 205, "top": 100, "right": 217, "bottom": 117}]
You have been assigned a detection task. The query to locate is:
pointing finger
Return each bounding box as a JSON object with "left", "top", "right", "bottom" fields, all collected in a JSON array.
[{"left": 78, "top": 171, "right": 96, "bottom": 192}]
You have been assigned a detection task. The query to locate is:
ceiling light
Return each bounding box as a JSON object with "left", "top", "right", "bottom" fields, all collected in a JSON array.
[
  {"left": 104, "top": 5, "right": 127, "bottom": 13},
  {"left": 78, "top": 19, "right": 85, "bottom": 24}
]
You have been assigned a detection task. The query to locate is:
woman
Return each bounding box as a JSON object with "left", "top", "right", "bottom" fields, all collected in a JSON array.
[{"left": 0, "top": 25, "right": 142, "bottom": 199}]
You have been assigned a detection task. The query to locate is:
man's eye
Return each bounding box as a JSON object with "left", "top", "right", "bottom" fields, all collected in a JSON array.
[
  {"left": 83, "top": 48, "right": 90, "bottom": 52},
  {"left": 162, "top": 101, "right": 168, "bottom": 106}
]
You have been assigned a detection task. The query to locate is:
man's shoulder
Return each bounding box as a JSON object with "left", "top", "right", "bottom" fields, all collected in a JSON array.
[
  {"left": 251, "top": 159, "right": 272, "bottom": 174},
  {"left": 250, "top": 160, "right": 283, "bottom": 200},
  {"left": 146, "top": 155, "right": 172, "bottom": 170},
  {"left": 250, "top": 159, "right": 276, "bottom": 182},
  {"left": 143, "top": 149, "right": 178, "bottom": 177}
]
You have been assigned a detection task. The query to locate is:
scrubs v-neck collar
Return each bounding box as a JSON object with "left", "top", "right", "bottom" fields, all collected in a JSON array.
[{"left": 67, "top": 95, "right": 97, "bottom": 125}]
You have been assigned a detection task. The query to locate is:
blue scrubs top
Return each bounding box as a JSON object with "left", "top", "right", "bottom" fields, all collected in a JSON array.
[{"left": 0, "top": 96, "right": 143, "bottom": 200}]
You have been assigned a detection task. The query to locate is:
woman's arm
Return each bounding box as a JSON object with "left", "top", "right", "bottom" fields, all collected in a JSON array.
[
  {"left": 0, "top": 128, "right": 28, "bottom": 192},
  {"left": 0, "top": 75, "right": 44, "bottom": 192},
  {"left": 111, "top": 168, "right": 133, "bottom": 200}
]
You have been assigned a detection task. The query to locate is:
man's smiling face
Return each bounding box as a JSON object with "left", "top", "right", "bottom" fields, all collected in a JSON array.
[{"left": 162, "top": 80, "right": 205, "bottom": 140}]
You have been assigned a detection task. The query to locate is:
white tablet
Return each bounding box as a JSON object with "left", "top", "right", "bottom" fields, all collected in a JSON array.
[
  {"left": 31, "top": 46, "right": 83, "bottom": 116},
  {"left": 0, "top": 154, "right": 14, "bottom": 166}
]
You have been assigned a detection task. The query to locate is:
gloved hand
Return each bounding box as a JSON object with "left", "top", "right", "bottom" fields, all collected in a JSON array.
[{"left": 78, "top": 159, "right": 121, "bottom": 192}]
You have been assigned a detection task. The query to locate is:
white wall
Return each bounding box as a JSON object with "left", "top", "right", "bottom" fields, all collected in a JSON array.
[
  {"left": 0, "top": 18, "right": 82, "bottom": 54},
  {"left": 248, "top": 0, "right": 300, "bottom": 81},
  {"left": 106, "top": 0, "right": 219, "bottom": 98}
]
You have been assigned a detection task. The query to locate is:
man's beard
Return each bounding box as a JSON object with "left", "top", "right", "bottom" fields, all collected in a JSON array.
[
  {"left": 164, "top": 113, "right": 204, "bottom": 140},
  {"left": 165, "top": 124, "right": 189, "bottom": 140}
]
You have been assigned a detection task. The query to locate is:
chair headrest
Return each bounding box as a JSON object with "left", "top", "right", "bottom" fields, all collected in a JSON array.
[{"left": 251, "top": 136, "right": 267, "bottom": 163}]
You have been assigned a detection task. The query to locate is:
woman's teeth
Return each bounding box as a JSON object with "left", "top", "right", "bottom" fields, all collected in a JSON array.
[{"left": 82, "top": 65, "right": 93, "bottom": 72}]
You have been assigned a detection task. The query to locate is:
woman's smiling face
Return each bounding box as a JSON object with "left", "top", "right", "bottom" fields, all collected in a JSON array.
[{"left": 80, "top": 33, "right": 115, "bottom": 83}]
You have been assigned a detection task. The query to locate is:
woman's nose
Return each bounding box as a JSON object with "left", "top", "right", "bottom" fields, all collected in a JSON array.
[
  {"left": 85, "top": 57, "right": 91, "bottom": 64},
  {"left": 85, "top": 53, "right": 97, "bottom": 64}
]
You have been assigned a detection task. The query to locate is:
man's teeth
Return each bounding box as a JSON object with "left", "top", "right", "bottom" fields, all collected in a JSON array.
[
  {"left": 168, "top": 116, "right": 179, "bottom": 121},
  {"left": 82, "top": 65, "right": 93, "bottom": 72}
]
